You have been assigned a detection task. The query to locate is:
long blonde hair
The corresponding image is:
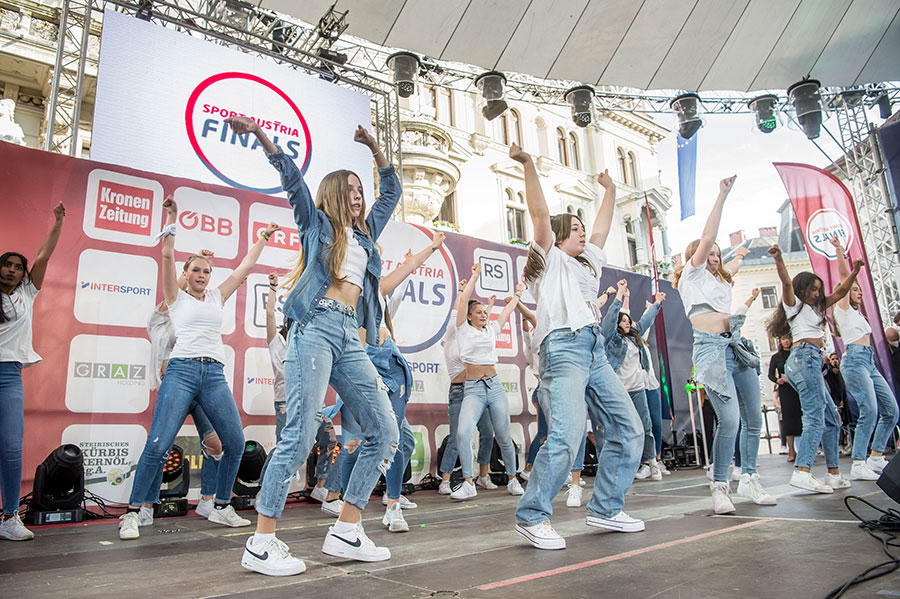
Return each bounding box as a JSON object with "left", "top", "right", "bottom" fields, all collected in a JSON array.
[
  {"left": 281, "top": 170, "right": 371, "bottom": 291},
  {"left": 672, "top": 239, "right": 733, "bottom": 289},
  {"left": 522, "top": 213, "right": 596, "bottom": 284}
]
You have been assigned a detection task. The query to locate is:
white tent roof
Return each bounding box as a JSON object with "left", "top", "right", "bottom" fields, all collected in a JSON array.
[{"left": 261, "top": 0, "right": 900, "bottom": 92}]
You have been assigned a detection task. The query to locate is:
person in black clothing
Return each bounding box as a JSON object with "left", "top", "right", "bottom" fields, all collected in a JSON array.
[
  {"left": 887, "top": 325, "right": 900, "bottom": 397},
  {"left": 769, "top": 336, "right": 801, "bottom": 462},
  {"left": 823, "top": 353, "right": 851, "bottom": 449}
]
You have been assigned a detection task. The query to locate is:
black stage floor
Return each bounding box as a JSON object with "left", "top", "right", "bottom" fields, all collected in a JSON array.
[{"left": 3, "top": 454, "right": 899, "bottom": 598}]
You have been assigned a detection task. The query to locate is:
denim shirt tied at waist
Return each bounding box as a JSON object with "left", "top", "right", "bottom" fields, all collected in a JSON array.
[
  {"left": 692, "top": 314, "right": 761, "bottom": 400},
  {"left": 365, "top": 336, "right": 413, "bottom": 405},
  {"left": 267, "top": 148, "right": 401, "bottom": 345},
  {"left": 601, "top": 296, "right": 662, "bottom": 373}
]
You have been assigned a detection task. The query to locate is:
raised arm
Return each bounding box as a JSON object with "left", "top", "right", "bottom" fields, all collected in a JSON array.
[
  {"left": 380, "top": 232, "right": 445, "bottom": 296},
  {"left": 725, "top": 246, "right": 749, "bottom": 276},
  {"left": 691, "top": 176, "right": 736, "bottom": 268},
  {"left": 494, "top": 283, "right": 523, "bottom": 329},
  {"left": 769, "top": 244, "right": 795, "bottom": 307},
  {"left": 509, "top": 143, "right": 552, "bottom": 252},
  {"left": 635, "top": 292, "right": 665, "bottom": 334},
  {"left": 515, "top": 297, "right": 537, "bottom": 329},
  {"left": 359, "top": 126, "right": 402, "bottom": 239},
  {"left": 265, "top": 272, "right": 279, "bottom": 343},
  {"left": 602, "top": 279, "right": 627, "bottom": 338},
  {"left": 826, "top": 259, "right": 864, "bottom": 308},
  {"left": 456, "top": 264, "right": 480, "bottom": 327},
  {"left": 29, "top": 202, "right": 66, "bottom": 290},
  {"left": 161, "top": 196, "right": 179, "bottom": 305},
  {"left": 218, "top": 222, "right": 279, "bottom": 302},
  {"left": 589, "top": 170, "right": 617, "bottom": 249},
  {"left": 597, "top": 286, "right": 615, "bottom": 311},
  {"left": 829, "top": 237, "right": 852, "bottom": 310}
]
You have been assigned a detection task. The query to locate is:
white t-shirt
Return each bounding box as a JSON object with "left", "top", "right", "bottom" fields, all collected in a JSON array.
[
  {"left": 833, "top": 304, "right": 871, "bottom": 343},
  {"left": 339, "top": 227, "right": 367, "bottom": 290},
  {"left": 442, "top": 309, "right": 465, "bottom": 380},
  {"left": 617, "top": 340, "right": 645, "bottom": 392},
  {"left": 456, "top": 320, "right": 501, "bottom": 366},
  {"left": 167, "top": 288, "right": 227, "bottom": 363},
  {"left": 530, "top": 236, "right": 607, "bottom": 351},
  {"left": 0, "top": 280, "right": 41, "bottom": 366},
  {"left": 678, "top": 260, "right": 732, "bottom": 319},
  {"left": 147, "top": 306, "right": 176, "bottom": 390},
  {"left": 783, "top": 300, "right": 825, "bottom": 341},
  {"left": 268, "top": 333, "right": 286, "bottom": 403}
]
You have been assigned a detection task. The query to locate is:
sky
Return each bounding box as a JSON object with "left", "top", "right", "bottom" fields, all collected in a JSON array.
[{"left": 654, "top": 110, "right": 850, "bottom": 255}]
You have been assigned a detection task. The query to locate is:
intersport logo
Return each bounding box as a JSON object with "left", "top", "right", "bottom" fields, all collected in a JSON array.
[{"left": 185, "top": 72, "right": 312, "bottom": 193}]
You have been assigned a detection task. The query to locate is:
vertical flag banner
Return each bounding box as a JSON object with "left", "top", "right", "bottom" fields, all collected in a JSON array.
[
  {"left": 774, "top": 162, "right": 896, "bottom": 392},
  {"left": 676, "top": 133, "right": 698, "bottom": 220}
]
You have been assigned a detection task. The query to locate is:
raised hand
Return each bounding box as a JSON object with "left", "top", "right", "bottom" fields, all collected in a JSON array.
[
  {"left": 224, "top": 116, "right": 258, "bottom": 134},
  {"left": 768, "top": 244, "right": 782, "bottom": 261},
  {"left": 617, "top": 279, "right": 628, "bottom": 290},
  {"left": 606, "top": 286, "right": 616, "bottom": 295},
  {"left": 515, "top": 282, "right": 526, "bottom": 295},
  {"left": 472, "top": 263, "right": 482, "bottom": 275},
  {"left": 263, "top": 222, "right": 281, "bottom": 237},
  {"left": 458, "top": 279, "right": 467, "bottom": 293},
  {"left": 268, "top": 272, "right": 279, "bottom": 286},
  {"left": 431, "top": 231, "right": 446, "bottom": 249},
  {"left": 53, "top": 201, "right": 66, "bottom": 221},
  {"left": 163, "top": 195, "right": 177, "bottom": 216},
  {"left": 735, "top": 246, "right": 750, "bottom": 259},
  {"left": 353, "top": 125, "right": 377, "bottom": 151},
  {"left": 654, "top": 292, "right": 666, "bottom": 303},
  {"left": 508, "top": 142, "right": 531, "bottom": 164},
  {"left": 751, "top": 287, "right": 760, "bottom": 298},
  {"left": 720, "top": 175, "right": 737, "bottom": 196},
  {"left": 597, "top": 169, "right": 615, "bottom": 190},
  {"left": 852, "top": 258, "right": 865, "bottom": 271}
]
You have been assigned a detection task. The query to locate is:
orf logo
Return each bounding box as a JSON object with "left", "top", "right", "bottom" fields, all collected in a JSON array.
[
  {"left": 185, "top": 72, "right": 312, "bottom": 193},
  {"left": 805, "top": 208, "right": 854, "bottom": 260}
]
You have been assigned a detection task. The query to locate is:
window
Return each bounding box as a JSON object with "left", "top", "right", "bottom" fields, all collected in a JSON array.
[
  {"left": 436, "top": 192, "right": 457, "bottom": 225},
  {"left": 627, "top": 151, "right": 638, "bottom": 187},
  {"left": 557, "top": 127, "right": 569, "bottom": 166},
  {"left": 568, "top": 132, "right": 580, "bottom": 170},
  {"left": 535, "top": 117, "right": 549, "bottom": 157},
  {"left": 577, "top": 208, "right": 585, "bottom": 222},
  {"left": 506, "top": 206, "right": 526, "bottom": 242},
  {"left": 566, "top": 205, "right": 574, "bottom": 214},
  {"left": 761, "top": 286, "right": 778, "bottom": 309},
  {"left": 517, "top": 191, "right": 525, "bottom": 204},
  {"left": 627, "top": 239, "right": 639, "bottom": 267},
  {"left": 617, "top": 147, "right": 628, "bottom": 183},
  {"left": 431, "top": 86, "right": 454, "bottom": 126},
  {"left": 493, "top": 113, "right": 509, "bottom": 144},
  {"left": 767, "top": 334, "right": 779, "bottom": 352},
  {"left": 508, "top": 109, "right": 521, "bottom": 146}
]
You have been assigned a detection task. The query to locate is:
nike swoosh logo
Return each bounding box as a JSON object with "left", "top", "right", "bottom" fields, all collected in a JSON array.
[
  {"left": 331, "top": 533, "right": 362, "bottom": 548},
  {"left": 245, "top": 547, "right": 269, "bottom": 560}
]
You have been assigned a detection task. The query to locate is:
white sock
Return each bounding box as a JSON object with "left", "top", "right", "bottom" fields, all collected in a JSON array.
[
  {"left": 333, "top": 520, "right": 356, "bottom": 535},
  {"left": 251, "top": 532, "right": 275, "bottom": 545}
]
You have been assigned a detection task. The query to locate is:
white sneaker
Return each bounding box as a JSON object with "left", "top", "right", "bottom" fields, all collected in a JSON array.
[
  {"left": 634, "top": 464, "right": 651, "bottom": 480},
  {"left": 660, "top": 464, "right": 672, "bottom": 476},
  {"left": 138, "top": 505, "right": 154, "bottom": 526},
  {"left": 850, "top": 460, "right": 880, "bottom": 481},
  {"left": 649, "top": 460, "right": 663, "bottom": 481},
  {"left": 450, "top": 481, "right": 477, "bottom": 501},
  {"left": 381, "top": 494, "right": 418, "bottom": 509},
  {"left": 585, "top": 511, "right": 645, "bottom": 532},
  {"left": 730, "top": 467, "right": 743, "bottom": 482},
  {"left": 322, "top": 498, "right": 343, "bottom": 517},
  {"left": 208, "top": 504, "right": 252, "bottom": 527},
  {"left": 0, "top": 513, "right": 34, "bottom": 541},
  {"left": 565, "top": 485, "right": 583, "bottom": 507},
  {"left": 565, "top": 472, "right": 573, "bottom": 485},
  {"left": 310, "top": 486, "right": 328, "bottom": 503},
  {"left": 195, "top": 497, "right": 213, "bottom": 518},
  {"left": 710, "top": 481, "right": 736, "bottom": 514},
  {"left": 322, "top": 524, "right": 391, "bottom": 562},
  {"left": 382, "top": 503, "right": 409, "bottom": 533},
  {"left": 507, "top": 478, "right": 525, "bottom": 496},
  {"left": 824, "top": 472, "right": 852, "bottom": 489},
  {"left": 119, "top": 511, "right": 140, "bottom": 540},
  {"left": 520, "top": 470, "right": 531, "bottom": 481},
  {"left": 867, "top": 455, "right": 889, "bottom": 473},
  {"left": 242, "top": 535, "right": 306, "bottom": 576},
  {"left": 475, "top": 475, "right": 498, "bottom": 490},
  {"left": 438, "top": 481, "right": 452, "bottom": 495},
  {"left": 789, "top": 470, "right": 834, "bottom": 493},
  {"left": 736, "top": 473, "right": 777, "bottom": 505},
  {"left": 515, "top": 521, "right": 566, "bottom": 550}
]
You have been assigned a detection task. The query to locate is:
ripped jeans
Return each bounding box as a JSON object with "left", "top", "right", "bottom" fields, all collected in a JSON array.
[
  {"left": 255, "top": 306, "right": 399, "bottom": 518},
  {"left": 340, "top": 405, "right": 416, "bottom": 497}
]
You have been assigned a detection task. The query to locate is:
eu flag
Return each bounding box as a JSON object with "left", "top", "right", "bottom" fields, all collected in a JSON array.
[{"left": 676, "top": 133, "right": 698, "bottom": 220}]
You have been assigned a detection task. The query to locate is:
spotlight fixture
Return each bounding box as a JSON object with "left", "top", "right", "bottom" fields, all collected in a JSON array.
[
  {"left": 877, "top": 93, "right": 893, "bottom": 119},
  {"left": 474, "top": 71, "right": 508, "bottom": 121},
  {"left": 565, "top": 85, "right": 594, "bottom": 128},
  {"left": 670, "top": 93, "right": 702, "bottom": 139},
  {"left": 386, "top": 51, "right": 421, "bottom": 99},
  {"left": 31, "top": 444, "right": 84, "bottom": 525},
  {"left": 156, "top": 444, "right": 190, "bottom": 517},
  {"left": 135, "top": 0, "right": 153, "bottom": 21},
  {"left": 232, "top": 440, "right": 267, "bottom": 510},
  {"left": 748, "top": 94, "right": 779, "bottom": 134},
  {"left": 787, "top": 79, "right": 824, "bottom": 140}
]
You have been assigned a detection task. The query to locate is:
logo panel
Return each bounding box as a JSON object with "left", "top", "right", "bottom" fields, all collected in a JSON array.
[
  {"left": 83, "top": 169, "right": 164, "bottom": 246},
  {"left": 243, "top": 273, "right": 286, "bottom": 339},
  {"left": 495, "top": 362, "right": 523, "bottom": 416},
  {"left": 243, "top": 347, "right": 277, "bottom": 415},
  {"left": 248, "top": 202, "right": 301, "bottom": 269},
  {"left": 62, "top": 424, "right": 148, "bottom": 504},
  {"left": 74, "top": 249, "right": 158, "bottom": 327},
  {"left": 474, "top": 248, "right": 513, "bottom": 298},
  {"left": 66, "top": 334, "right": 151, "bottom": 413},
  {"left": 173, "top": 187, "right": 240, "bottom": 259}
]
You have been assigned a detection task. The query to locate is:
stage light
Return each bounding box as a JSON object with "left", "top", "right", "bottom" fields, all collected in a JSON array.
[
  {"left": 565, "top": 85, "right": 594, "bottom": 127},
  {"left": 214, "top": 0, "right": 252, "bottom": 30},
  {"left": 877, "top": 93, "right": 893, "bottom": 119},
  {"left": 670, "top": 93, "right": 702, "bottom": 139},
  {"left": 157, "top": 444, "right": 190, "bottom": 517},
  {"left": 748, "top": 94, "right": 779, "bottom": 134},
  {"left": 31, "top": 444, "right": 84, "bottom": 525},
  {"left": 135, "top": 0, "right": 153, "bottom": 21},
  {"left": 386, "top": 51, "right": 421, "bottom": 99},
  {"left": 317, "top": 48, "right": 349, "bottom": 82},
  {"left": 232, "top": 440, "right": 267, "bottom": 510},
  {"left": 787, "top": 79, "right": 824, "bottom": 140},
  {"left": 475, "top": 71, "right": 508, "bottom": 121}
]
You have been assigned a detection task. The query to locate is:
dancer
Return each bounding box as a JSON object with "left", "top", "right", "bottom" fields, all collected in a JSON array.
[
  {"left": 830, "top": 238, "right": 898, "bottom": 479},
  {"left": 769, "top": 335, "right": 801, "bottom": 462},
  {"left": 119, "top": 197, "right": 277, "bottom": 540},
  {"left": 639, "top": 299, "right": 670, "bottom": 477},
  {"left": 512, "top": 143, "right": 643, "bottom": 551},
  {"left": 226, "top": 116, "right": 401, "bottom": 576},
  {"left": 0, "top": 202, "right": 65, "bottom": 542},
  {"left": 451, "top": 264, "right": 523, "bottom": 500},
  {"left": 672, "top": 176, "right": 775, "bottom": 514},
  {"left": 765, "top": 244, "right": 863, "bottom": 493}
]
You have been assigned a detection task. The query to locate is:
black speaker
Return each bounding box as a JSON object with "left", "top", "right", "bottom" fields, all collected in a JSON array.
[{"left": 876, "top": 454, "right": 900, "bottom": 506}]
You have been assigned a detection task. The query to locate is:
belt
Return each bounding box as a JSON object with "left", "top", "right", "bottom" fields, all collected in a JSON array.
[
  {"left": 318, "top": 298, "right": 357, "bottom": 318},
  {"left": 185, "top": 357, "right": 222, "bottom": 364},
  {"left": 719, "top": 331, "right": 732, "bottom": 338}
]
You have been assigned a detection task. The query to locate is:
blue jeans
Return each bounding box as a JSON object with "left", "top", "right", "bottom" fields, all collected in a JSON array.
[
  {"left": 129, "top": 359, "right": 245, "bottom": 506},
  {"left": 517, "top": 325, "right": 642, "bottom": 525},
  {"left": 629, "top": 390, "right": 656, "bottom": 462},
  {"left": 258, "top": 401, "right": 287, "bottom": 485},
  {"left": 841, "top": 344, "right": 900, "bottom": 457},
  {"left": 314, "top": 416, "right": 342, "bottom": 494},
  {"left": 0, "top": 362, "right": 24, "bottom": 515},
  {"left": 786, "top": 343, "right": 841, "bottom": 470},
  {"left": 646, "top": 388, "right": 663, "bottom": 457},
  {"left": 440, "top": 383, "right": 495, "bottom": 474},
  {"left": 527, "top": 386, "right": 587, "bottom": 470},
  {"left": 148, "top": 400, "right": 220, "bottom": 499},
  {"left": 256, "top": 307, "right": 399, "bottom": 518},
  {"left": 457, "top": 375, "right": 517, "bottom": 479},
  {"left": 340, "top": 407, "right": 413, "bottom": 495}
]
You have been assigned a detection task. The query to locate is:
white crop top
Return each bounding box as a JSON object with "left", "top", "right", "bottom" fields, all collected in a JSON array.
[
  {"left": 167, "top": 288, "right": 227, "bottom": 363},
  {"left": 0, "top": 280, "right": 41, "bottom": 367},
  {"left": 339, "top": 227, "right": 367, "bottom": 289},
  {"left": 833, "top": 304, "right": 872, "bottom": 343},
  {"left": 442, "top": 309, "right": 465, "bottom": 380},
  {"left": 678, "top": 260, "right": 733, "bottom": 319},
  {"left": 783, "top": 300, "right": 825, "bottom": 341},
  {"left": 456, "top": 320, "right": 501, "bottom": 366}
]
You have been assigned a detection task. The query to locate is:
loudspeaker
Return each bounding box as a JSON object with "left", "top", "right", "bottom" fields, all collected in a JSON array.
[{"left": 876, "top": 454, "right": 900, "bottom": 506}]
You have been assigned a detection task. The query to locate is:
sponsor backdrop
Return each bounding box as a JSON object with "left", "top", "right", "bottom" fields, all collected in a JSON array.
[{"left": 2, "top": 141, "right": 694, "bottom": 503}]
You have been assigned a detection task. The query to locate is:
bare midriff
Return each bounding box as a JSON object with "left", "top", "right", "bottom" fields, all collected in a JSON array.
[
  {"left": 690, "top": 311, "right": 730, "bottom": 334},
  {"left": 451, "top": 372, "right": 467, "bottom": 384},
  {"left": 794, "top": 338, "right": 824, "bottom": 348},
  {"left": 465, "top": 364, "right": 497, "bottom": 380},
  {"left": 323, "top": 280, "right": 361, "bottom": 310},
  {"left": 847, "top": 334, "right": 871, "bottom": 347}
]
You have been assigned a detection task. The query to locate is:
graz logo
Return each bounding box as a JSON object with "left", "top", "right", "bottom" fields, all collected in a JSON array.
[{"left": 74, "top": 362, "right": 145, "bottom": 383}]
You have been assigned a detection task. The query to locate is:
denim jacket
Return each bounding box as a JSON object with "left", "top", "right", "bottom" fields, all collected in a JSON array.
[
  {"left": 601, "top": 297, "right": 662, "bottom": 373},
  {"left": 268, "top": 149, "right": 401, "bottom": 345},
  {"left": 692, "top": 314, "right": 761, "bottom": 401}
]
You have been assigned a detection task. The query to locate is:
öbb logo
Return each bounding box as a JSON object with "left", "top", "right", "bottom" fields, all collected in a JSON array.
[
  {"left": 185, "top": 72, "right": 312, "bottom": 193},
  {"left": 179, "top": 211, "right": 233, "bottom": 237},
  {"left": 805, "top": 208, "right": 854, "bottom": 260}
]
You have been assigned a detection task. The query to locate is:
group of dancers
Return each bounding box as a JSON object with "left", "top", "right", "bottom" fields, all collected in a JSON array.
[{"left": 1, "top": 118, "right": 897, "bottom": 576}]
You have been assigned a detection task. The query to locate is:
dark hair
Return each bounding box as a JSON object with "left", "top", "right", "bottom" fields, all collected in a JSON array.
[
  {"left": 617, "top": 312, "right": 644, "bottom": 349},
  {"left": 467, "top": 299, "right": 483, "bottom": 317},
  {"left": 523, "top": 214, "right": 596, "bottom": 284},
  {"left": 766, "top": 271, "right": 826, "bottom": 338},
  {"left": 0, "top": 252, "right": 29, "bottom": 324}
]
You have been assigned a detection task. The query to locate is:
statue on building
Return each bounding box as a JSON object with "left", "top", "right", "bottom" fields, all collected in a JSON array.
[{"left": 0, "top": 98, "right": 26, "bottom": 146}]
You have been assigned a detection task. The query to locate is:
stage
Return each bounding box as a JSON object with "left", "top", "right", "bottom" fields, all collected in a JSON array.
[{"left": 3, "top": 454, "right": 897, "bottom": 598}]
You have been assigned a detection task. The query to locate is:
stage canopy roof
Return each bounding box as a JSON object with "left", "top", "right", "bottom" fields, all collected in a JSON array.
[{"left": 261, "top": 0, "right": 900, "bottom": 92}]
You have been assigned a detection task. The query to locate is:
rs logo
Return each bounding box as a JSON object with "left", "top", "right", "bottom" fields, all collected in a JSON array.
[{"left": 179, "top": 211, "right": 233, "bottom": 236}]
